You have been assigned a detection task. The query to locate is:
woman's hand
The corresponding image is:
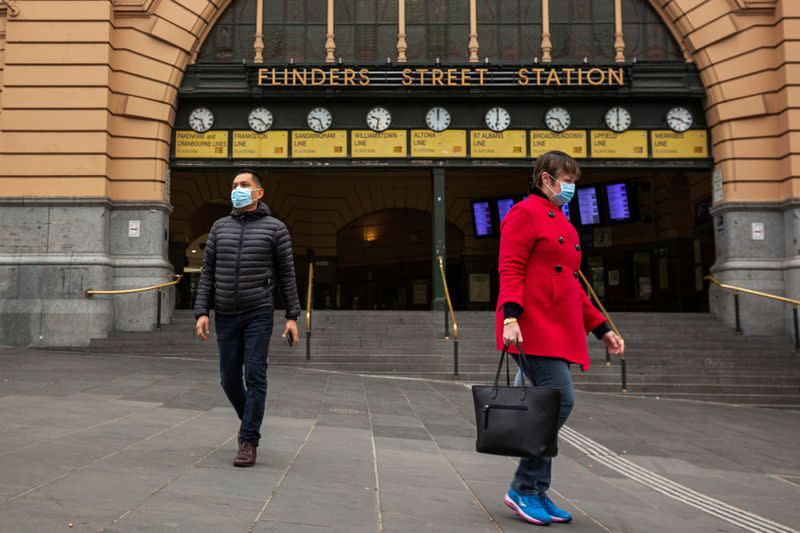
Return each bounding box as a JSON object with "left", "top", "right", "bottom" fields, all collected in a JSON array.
[
  {"left": 602, "top": 331, "right": 624, "bottom": 355},
  {"left": 503, "top": 322, "right": 524, "bottom": 346}
]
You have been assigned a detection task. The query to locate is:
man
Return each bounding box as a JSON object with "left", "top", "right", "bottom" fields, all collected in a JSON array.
[{"left": 194, "top": 169, "right": 301, "bottom": 467}]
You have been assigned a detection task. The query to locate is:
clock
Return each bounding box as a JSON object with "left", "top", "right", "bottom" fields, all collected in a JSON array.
[
  {"left": 188, "top": 107, "right": 214, "bottom": 133},
  {"left": 666, "top": 106, "right": 693, "bottom": 133},
  {"left": 605, "top": 107, "right": 632, "bottom": 132},
  {"left": 485, "top": 107, "right": 511, "bottom": 132},
  {"left": 307, "top": 107, "right": 333, "bottom": 132},
  {"left": 248, "top": 108, "right": 273, "bottom": 133},
  {"left": 425, "top": 107, "right": 451, "bottom": 132},
  {"left": 545, "top": 107, "right": 571, "bottom": 133},
  {"left": 366, "top": 107, "right": 391, "bottom": 132}
]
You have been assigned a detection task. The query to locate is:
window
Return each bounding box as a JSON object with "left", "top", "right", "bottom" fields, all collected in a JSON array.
[
  {"left": 622, "top": 0, "right": 682, "bottom": 61},
  {"left": 477, "top": 0, "right": 541, "bottom": 63},
  {"left": 550, "top": 0, "right": 614, "bottom": 63}
]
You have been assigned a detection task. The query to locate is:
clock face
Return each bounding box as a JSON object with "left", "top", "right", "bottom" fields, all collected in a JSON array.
[
  {"left": 485, "top": 107, "right": 511, "bottom": 132},
  {"left": 605, "top": 107, "right": 632, "bottom": 132},
  {"left": 425, "top": 107, "right": 451, "bottom": 132},
  {"left": 545, "top": 107, "right": 571, "bottom": 133},
  {"left": 666, "top": 106, "right": 693, "bottom": 133},
  {"left": 366, "top": 107, "right": 391, "bottom": 132},
  {"left": 307, "top": 107, "right": 333, "bottom": 132},
  {"left": 248, "top": 108, "right": 273, "bottom": 133},
  {"left": 188, "top": 107, "right": 214, "bottom": 133}
]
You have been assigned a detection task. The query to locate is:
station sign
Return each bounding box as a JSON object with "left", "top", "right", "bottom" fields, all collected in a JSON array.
[
  {"left": 651, "top": 130, "right": 709, "bottom": 159},
  {"left": 470, "top": 130, "right": 526, "bottom": 158},
  {"left": 291, "top": 130, "right": 348, "bottom": 158},
  {"left": 351, "top": 130, "right": 407, "bottom": 158},
  {"left": 254, "top": 65, "right": 628, "bottom": 89},
  {"left": 590, "top": 131, "right": 649, "bottom": 158},
  {"left": 410, "top": 130, "right": 467, "bottom": 158},
  {"left": 530, "top": 130, "right": 587, "bottom": 158},
  {"left": 174, "top": 131, "right": 229, "bottom": 158},
  {"left": 232, "top": 131, "right": 288, "bottom": 158}
]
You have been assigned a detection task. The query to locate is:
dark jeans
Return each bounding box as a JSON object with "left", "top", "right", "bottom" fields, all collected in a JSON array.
[
  {"left": 510, "top": 355, "right": 575, "bottom": 496},
  {"left": 215, "top": 306, "right": 274, "bottom": 447}
]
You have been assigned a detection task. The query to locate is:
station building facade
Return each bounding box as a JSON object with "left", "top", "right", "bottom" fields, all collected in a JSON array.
[{"left": 0, "top": 0, "right": 798, "bottom": 346}]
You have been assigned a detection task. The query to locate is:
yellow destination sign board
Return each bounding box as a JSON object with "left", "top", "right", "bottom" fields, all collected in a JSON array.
[
  {"left": 410, "top": 130, "right": 467, "bottom": 158},
  {"left": 470, "top": 130, "right": 526, "bottom": 158},
  {"left": 351, "top": 130, "right": 408, "bottom": 158},
  {"left": 232, "top": 131, "right": 288, "bottom": 158},
  {"left": 590, "top": 130, "right": 648, "bottom": 158},
  {"left": 651, "top": 130, "right": 709, "bottom": 159},
  {"left": 292, "top": 130, "right": 348, "bottom": 158},
  {"left": 530, "top": 130, "right": 587, "bottom": 158},
  {"left": 174, "top": 131, "right": 229, "bottom": 158}
]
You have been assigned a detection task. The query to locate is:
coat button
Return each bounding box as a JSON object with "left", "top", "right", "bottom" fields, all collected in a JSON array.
[
  {"left": 554, "top": 265, "right": 563, "bottom": 273},
  {"left": 558, "top": 236, "right": 565, "bottom": 244},
  {"left": 574, "top": 271, "right": 579, "bottom": 279},
  {"left": 575, "top": 244, "right": 581, "bottom": 251},
  {"left": 548, "top": 211, "right": 555, "bottom": 218}
]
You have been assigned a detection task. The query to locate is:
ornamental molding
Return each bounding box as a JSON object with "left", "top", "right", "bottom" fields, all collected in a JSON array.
[
  {"left": 113, "top": 0, "right": 161, "bottom": 17},
  {"left": 0, "top": 0, "right": 20, "bottom": 17},
  {"left": 727, "top": 0, "right": 777, "bottom": 14}
]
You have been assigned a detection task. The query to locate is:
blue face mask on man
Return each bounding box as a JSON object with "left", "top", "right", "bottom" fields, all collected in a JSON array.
[
  {"left": 543, "top": 173, "right": 575, "bottom": 207},
  {"left": 231, "top": 186, "right": 255, "bottom": 209}
]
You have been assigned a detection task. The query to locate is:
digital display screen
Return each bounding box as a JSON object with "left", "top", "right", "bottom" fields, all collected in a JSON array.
[
  {"left": 577, "top": 187, "right": 601, "bottom": 225},
  {"left": 605, "top": 182, "right": 631, "bottom": 221},
  {"left": 561, "top": 203, "right": 571, "bottom": 221},
  {"left": 497, "top": 197, "right": 516, "bottom": 222},
  {"left": 472, "top": 201, "right": 493, "bottom": 237}
]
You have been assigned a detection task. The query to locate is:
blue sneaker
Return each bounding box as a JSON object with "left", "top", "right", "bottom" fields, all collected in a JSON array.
[
  {"left": 540, "top": 493, "right": 572, "bottom": 523},
  {"left": 504, "top": 490, "right": 552, "bottom": 525}
]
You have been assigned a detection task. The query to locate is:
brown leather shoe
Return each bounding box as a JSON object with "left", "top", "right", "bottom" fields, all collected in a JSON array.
[{"left": 233, "top": 442, "right": 256, "bottom": 467}]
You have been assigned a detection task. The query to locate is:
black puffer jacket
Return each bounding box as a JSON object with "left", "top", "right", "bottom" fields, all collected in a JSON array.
[{"left": 194, "top": 202, "right": 301, "bottom": 320}]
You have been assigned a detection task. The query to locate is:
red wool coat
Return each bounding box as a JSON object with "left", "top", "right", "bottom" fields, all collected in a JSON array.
[{"left": 495, "top": 195, "right": 606, "bottom": 371}]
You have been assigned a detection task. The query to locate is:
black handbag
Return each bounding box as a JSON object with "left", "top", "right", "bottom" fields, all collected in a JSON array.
[{"left": 472, "top": 347, "right": 561, "bottom": 457}]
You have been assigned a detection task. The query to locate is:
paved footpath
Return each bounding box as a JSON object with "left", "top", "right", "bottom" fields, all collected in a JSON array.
[{"left": 0, "top": 347, "right": 798, "bottom": 533}]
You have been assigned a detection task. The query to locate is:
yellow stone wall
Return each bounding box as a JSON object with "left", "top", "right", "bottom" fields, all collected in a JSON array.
[{"left": 0, "top": 0, "right": 797, "bottom": 204}]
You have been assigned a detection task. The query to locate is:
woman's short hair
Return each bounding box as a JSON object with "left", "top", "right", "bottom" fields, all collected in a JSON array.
[{"left": 529, "top": 151, "right": 581, "bottom": 193}]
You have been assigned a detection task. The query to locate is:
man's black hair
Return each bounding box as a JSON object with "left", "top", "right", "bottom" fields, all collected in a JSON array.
[{"left": 234, "top": 168, "right": 263, "bottom": 188}]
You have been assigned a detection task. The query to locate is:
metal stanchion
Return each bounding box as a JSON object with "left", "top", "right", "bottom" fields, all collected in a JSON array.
[
  {"left": 620, "top": 354, "right": 627, "bottom": 393},
  {"left": 156, "top": 288, "right": 163, "bottom": 331},
  {"left": 734, "top": 292, "right": 742, "bottom": 335}
]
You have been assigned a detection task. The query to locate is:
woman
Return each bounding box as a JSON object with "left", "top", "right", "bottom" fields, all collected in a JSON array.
[{"left": 497, "top": 150, "right": 624, "bottom": 526}]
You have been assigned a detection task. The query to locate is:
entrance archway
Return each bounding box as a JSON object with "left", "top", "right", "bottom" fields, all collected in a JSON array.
[{"left": 335, "top": 209, "right": 465, "bottom": 310}]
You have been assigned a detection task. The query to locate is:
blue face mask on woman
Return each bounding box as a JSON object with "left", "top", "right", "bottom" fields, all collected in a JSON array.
[
  {"left": 231, "top": 186, "right": 254, "bottom": 209},
  {"left": 544, "top": 174, "right": 575, "bottom": 206}
]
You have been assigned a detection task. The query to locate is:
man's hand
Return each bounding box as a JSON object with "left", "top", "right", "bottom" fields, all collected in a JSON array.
[
  {"left": 282, "top": 320, "right": 299, "bottom": 348},
  {"left": 503, "top": 322, "right": 523, "bottom": 346},
  {"left": 602, "top": 331, "right": 624, "bottom": 355},
  {"left": 196, "top": 316, "right": 210, "bottom": 341}
]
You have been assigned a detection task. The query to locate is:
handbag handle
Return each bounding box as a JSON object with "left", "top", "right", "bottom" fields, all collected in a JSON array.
[{"left": 495, "top": 345, "right": 534, "bottom": 390}]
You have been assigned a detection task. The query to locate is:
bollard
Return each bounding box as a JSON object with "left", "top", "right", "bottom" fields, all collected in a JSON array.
[
  {"left": 156, "top": 288, "right": 163, "bottom": 331},
  {"left": 734, "top": 292, "right": 742, "bottom": 335}
]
